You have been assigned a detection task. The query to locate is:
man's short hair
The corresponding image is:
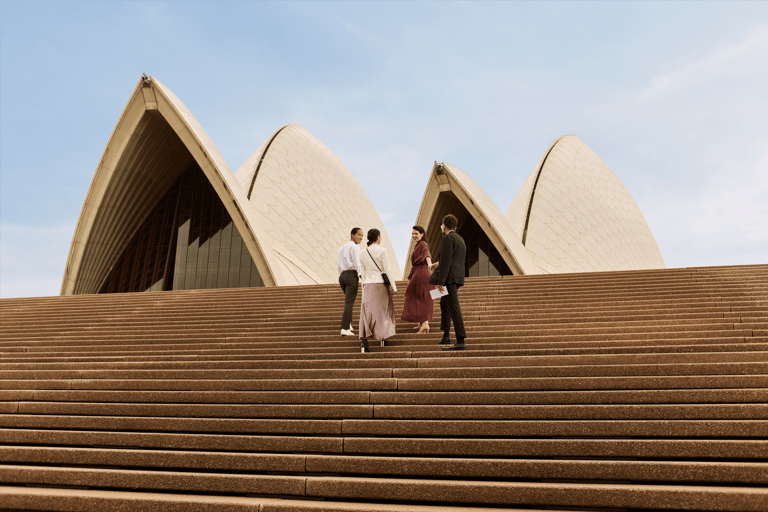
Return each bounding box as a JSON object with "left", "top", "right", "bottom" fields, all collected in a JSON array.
[
  {"left": 443, "top": 214, "right": 458, "bottom": 231},
  {"left": 351, "top": 227, "right": 362, "bottom": 236}
]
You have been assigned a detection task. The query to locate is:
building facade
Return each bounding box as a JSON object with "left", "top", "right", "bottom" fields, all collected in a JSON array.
[
  {"left": 62, "top": 76, "right": 663, "bottom": 295},
  {"left": 404, "top": 137, "right": 664, "bottom": 278},
  {"left": 61, "top": 76, "right": 400, "bottom": 295}
]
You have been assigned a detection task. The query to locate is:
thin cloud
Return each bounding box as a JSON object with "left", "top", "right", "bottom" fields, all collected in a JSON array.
[
  {"left": 329, "top": 11, "right": 386, "bottom": 49},
  {"left": 634, "top": 24, "right": 768, "bottom": 104}
]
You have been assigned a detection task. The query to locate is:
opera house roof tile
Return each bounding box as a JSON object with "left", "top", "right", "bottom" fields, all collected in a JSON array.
[
  {"left": 62, "top": 76, "right": 663, "bottom": 295},
  {"left": 62, "top": 76, "right": 274, "bottom": 294},
  {"left": 404, "top": 161, "right": 539, "bottom": 278},
  {"left": 408, "top": 136, "right": 664, "bottom": 278},
  {"left": 508, "top": 135, "right": 665, "bottom": 273},
  {"left": 62, "top": 76, "right": 400, "bottom": 295},
  {"left": 235, "top": 124, "right": 401, "bottom": 285}
]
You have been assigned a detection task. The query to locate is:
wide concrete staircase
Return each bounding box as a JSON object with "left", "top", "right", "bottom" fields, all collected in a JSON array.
[{"left": 1, "top": 265, "right": 767, "bottom": 511}]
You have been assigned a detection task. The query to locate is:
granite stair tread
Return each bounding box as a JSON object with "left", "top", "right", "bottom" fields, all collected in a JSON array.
[
  {"left": 2, "top": 466, "right": 768, "bottom": 510},
  {"left": 2, "top": 447, "right": 767, "bottom": 484},
  {"left": 0, "top": 486, "right": 554, "bottom": 512},
  {"left": 1, "top": 264, "right": 767, "bottom": 510}
]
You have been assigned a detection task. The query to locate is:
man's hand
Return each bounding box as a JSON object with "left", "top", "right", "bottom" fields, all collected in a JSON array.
[{"left": 437, "top": 285, "right": 444, "bottom": 293}]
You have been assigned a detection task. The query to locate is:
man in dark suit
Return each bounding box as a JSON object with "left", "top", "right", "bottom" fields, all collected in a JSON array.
[{"left": 430, "top": 214, "right": 467, "bottom": 350}]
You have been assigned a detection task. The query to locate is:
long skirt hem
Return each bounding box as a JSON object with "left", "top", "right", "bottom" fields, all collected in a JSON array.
[
  {"left": 401, "top": 265, "right": 434, "bottom": 323},
  {"left": 359, "top": 283, "right": 396, "bottom": 340}
]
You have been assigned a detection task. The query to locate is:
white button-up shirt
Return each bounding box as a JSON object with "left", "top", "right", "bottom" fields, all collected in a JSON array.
[{"left": 338, "top": 240, "right": 361, "bottom": 276}]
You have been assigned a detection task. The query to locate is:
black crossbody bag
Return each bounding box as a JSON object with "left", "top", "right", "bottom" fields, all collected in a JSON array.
[{"left": 367, "top": 248, "right": 391, "bottom": 286}]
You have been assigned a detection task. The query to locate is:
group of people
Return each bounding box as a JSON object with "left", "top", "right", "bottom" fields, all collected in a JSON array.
[{"left": 337, "top": 214, "right": 467, "bottom": 353}]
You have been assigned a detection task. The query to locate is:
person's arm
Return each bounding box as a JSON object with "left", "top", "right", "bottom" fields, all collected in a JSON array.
[
  {"left": 359, "top": 249, "right": 367, "bottom": 284},
  {"left": 381, "top": 249, "right": 396, "bottom": 294},
  {"left": 354, "top": 245, "right": 361, "bottom": 277},
  {"left": 412, "top": 242, "right": 428, "bottom": 266}
]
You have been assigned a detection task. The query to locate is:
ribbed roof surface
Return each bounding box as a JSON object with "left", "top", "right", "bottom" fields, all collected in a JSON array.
[
  {"left": 507, "top": 135, "right": 665, "bottom": 273},
  {"left": 63, "top": 78, "right": 401, "bottom": 293},
  {"left": 404, "top": 161, "right": 539, "bottom": 278},
  {"left": 235, "top": 124, "right": 402, "bottom": 283},
  {"left": 61, "top": 77, "right": 267, "bottom": 294}
]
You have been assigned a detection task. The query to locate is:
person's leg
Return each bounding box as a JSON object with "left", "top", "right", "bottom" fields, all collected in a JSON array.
[
  {"left": 348, "top": 276, "right": 358, "bottom": 328},
  {"left": 439, "top": 294, "right": 452, "bottom": 342},
  {"left": 339, "top": 274, "right": 348, "bottom": 330},
  {"left": 446, "top": 284, "right": 466, "bottom": 340},
  {"left": 340, "top": 271, "right": 357, "bottom": 330},
  {"left": 441, "top": 284, "right": 466, "bottom": 351}
]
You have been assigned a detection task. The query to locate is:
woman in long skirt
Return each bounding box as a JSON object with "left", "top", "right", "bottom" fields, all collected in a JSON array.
[
  {"left": 401, "top": 225, "right": 435, "bottom": 333},
  {"left": 358, "top": 228, "right": 397, "bottom": 352}
]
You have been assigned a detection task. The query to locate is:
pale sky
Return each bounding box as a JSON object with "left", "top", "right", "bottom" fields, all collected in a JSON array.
[{"left": 1, "top": 1, "right": 767, "bottom": 298}]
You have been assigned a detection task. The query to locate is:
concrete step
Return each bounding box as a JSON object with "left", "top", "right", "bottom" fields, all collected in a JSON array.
[
  {"left": 2, "top": 428, "right": 763, "bottom": 460},
  {"left": 2, "top": 447, "right": 767, "bottom": 485},
  {"left": 4, "top": 291, "right": 763, "bottom": 323},
  {"left": 2, "top": 466, "right": 767, "bottom": 510},
  {"left": 4, "top": 337, "right": 765, "bottom": 362},
  {"left": 7, "top": 401, "right": 768, "bottom": 421},
  {"left": 4, "top": 350, "right": 768, "bottom": 373},
  {"left": 0, "top": 428, "right": 342, "bottom": 454},
  {"left": 2, "top": 289, "right": 764, "bottom": 324},
  {"left": 0, "top": 485, "right": 589, "bottom": 512},
  {"left": 7, "top": 313, "right": 764, "bottom": 339},
  {"left": 3, "top": 414, "right": 767, "bottom": 437},
  {"left": 342, "top": 419, "right": 768, "bottom": 437},
  {"left": 4, "top": 360, "right": 766, "bottom": 382},
  {"left": 346, "top": 436, "right": 768, "bottom": 460},
  {"left": 1, "top": 264, "right": 767, "bottom": 510},
  {"left": 3, "top": 315, "right": 758, "bottom": 340}
]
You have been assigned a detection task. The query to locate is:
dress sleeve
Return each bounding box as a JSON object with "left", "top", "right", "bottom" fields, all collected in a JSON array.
[
  {"left": 411, "top": 241, "right": 429, "bottom": 266},
  {"left": 359, "top": 249, "right": 367, "bottom": 284}
]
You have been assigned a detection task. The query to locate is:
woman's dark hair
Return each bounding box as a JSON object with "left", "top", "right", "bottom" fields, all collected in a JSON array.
[
  {"left": 413, "top": 225, "right": 427, "bottom": 244},
  {"left": 366, "top": 228, "right": 381, "bottom": 246}
]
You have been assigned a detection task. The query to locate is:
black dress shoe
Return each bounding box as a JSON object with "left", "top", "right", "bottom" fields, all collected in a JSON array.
[
  {"left": 442, "top": 341, "right": 466, "bottom": 351},
  {"left": 438, "top": 336, "right": 452, "bottom": 345},
  {"left": 361, "top": 339, "right": 370, "bottom": 353}
]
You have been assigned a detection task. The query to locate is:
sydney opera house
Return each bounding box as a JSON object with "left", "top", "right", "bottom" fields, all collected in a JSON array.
[{"left": 61, "top": 76, "right": 664, "bottom": 295}]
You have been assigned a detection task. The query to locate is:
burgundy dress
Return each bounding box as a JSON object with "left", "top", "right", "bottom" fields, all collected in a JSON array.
[{"left": 401, "top": 240, "right": 435, "bottom": 322}]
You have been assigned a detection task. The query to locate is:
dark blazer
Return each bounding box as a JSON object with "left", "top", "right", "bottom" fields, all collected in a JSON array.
[{"left": 434, "top": 231, "right": 466, "bottom": 287}]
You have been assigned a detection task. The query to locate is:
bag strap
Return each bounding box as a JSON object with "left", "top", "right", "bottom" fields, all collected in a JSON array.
[{"left": 366, "top": 248, "right": 384, "bottom": 273}]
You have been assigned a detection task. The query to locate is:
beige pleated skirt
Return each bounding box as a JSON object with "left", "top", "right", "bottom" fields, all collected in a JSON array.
[{"left": 359, "top": 283, "right": 396, "bottom": 340}]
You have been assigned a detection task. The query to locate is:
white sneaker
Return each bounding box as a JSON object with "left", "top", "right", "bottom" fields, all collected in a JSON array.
[{"left": 340, "top": 329, "right": 354, "bottom": 336}]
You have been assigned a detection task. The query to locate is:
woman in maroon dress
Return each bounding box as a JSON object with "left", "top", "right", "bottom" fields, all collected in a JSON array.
[{"left": 401, "top": 225, "right": 435, "bottom": 333}]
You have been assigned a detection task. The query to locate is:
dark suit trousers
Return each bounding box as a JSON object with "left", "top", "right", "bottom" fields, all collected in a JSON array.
[
  {"left": 339, "top": 270, "right": 359, "bottom": 329},
  {"left": 440, "top": 284, "right": 466, "bottom": 339}
]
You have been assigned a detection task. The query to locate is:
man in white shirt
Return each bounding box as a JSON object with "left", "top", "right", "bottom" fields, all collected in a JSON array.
[{"left": 338, "top": 227, "right": 363, "bottom": 336}]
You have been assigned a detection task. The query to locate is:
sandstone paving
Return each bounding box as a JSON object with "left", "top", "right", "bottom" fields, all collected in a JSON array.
[{"left": 1, "top": 265, "right": 767, "bottom": 510}]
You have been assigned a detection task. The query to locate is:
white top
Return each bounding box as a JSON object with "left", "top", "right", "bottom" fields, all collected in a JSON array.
[
  {"left": 337, "top": 240, "right": 361, "bottom": 276},
  {"left": 359, "top": 244, "right": 397, "bottom": 292}
]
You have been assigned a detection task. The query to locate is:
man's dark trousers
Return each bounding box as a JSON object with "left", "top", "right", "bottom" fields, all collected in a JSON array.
[
  {"left": 440, "top": 283, "right": 466, "bottom": 339},
  {"left": 339, "top": 270, "right": 358, "bottom": 329}
]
